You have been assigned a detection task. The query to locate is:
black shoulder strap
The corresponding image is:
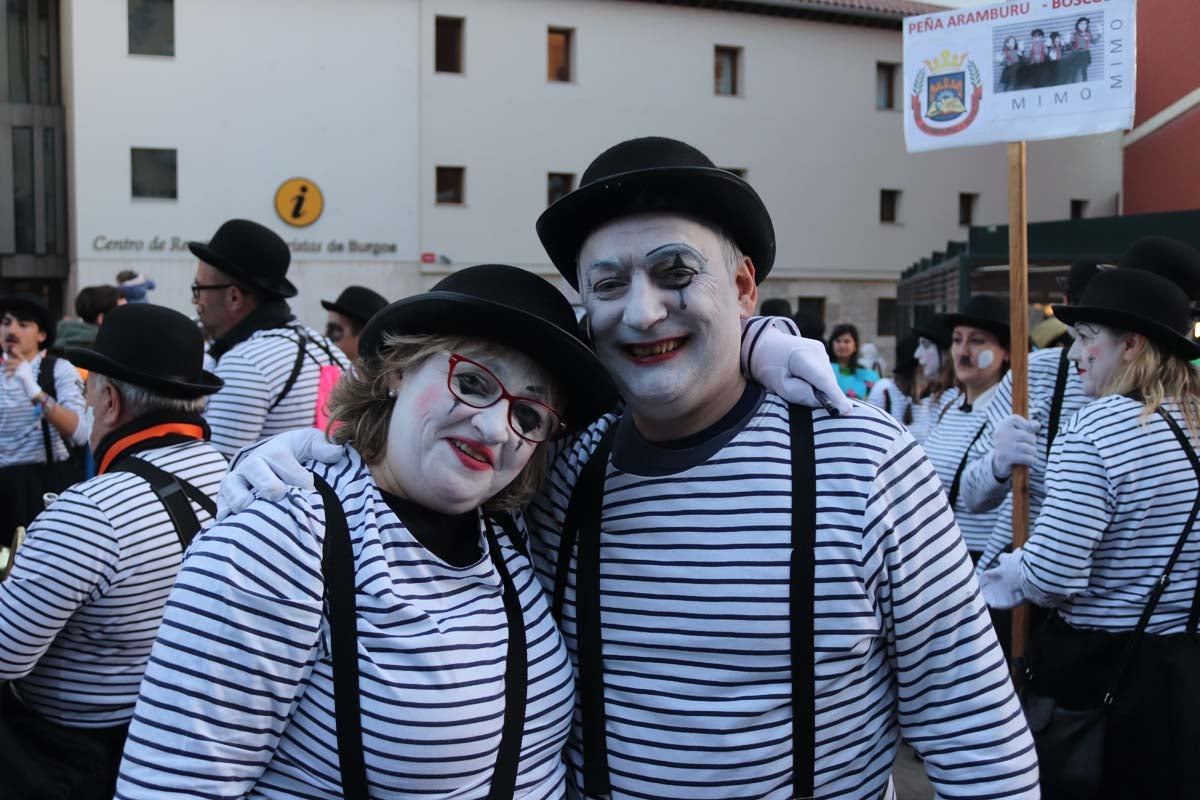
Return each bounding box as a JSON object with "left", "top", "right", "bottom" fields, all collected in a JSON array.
[
  {"left": 269, "top": 332, "right": 309, "bottom": 413},
  {"left": 492, "top": 512, "right": 529, "bottom": 561},
  {"left": 313, "top": 473, "right": 370, "bottom": 800},
  {"left": 1151, "top": 409, "right": 1200, "bottom": 640},
  {"left": 948, "top": 421, "right": 990, "bottom": 509},
  {"left": 566, "top": 407, "right": 818, "bottom": 799},
  {"left": 789, "top": 403, "right": 817, "bottom": 800},
  {"left": 1045, "top": 347, "right": 1071, "bottom": 459},
  {"left": 107, "top": 457, "right": 215, "bottom": 549},
  {"left": 883, "top": 386, "right": 892, "bottom": 415},
  {"left": 38, "top": 354, "right": 58, "bottom": 463}
]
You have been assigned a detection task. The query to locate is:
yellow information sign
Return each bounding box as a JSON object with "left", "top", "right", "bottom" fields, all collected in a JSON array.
[{"left": 274, "top": 178, "right": 324, "bottom": 227}]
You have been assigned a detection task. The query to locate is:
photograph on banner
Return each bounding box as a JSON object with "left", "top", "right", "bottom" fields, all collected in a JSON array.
[{"left": 903, "top": 0, "right": 1135, "bottom": 153}]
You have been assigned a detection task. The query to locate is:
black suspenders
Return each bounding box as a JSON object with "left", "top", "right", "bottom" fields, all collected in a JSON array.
[
  {"left": 312, "top": 473, "right": 527, "bottom": 800},
  {"left": 107, "top": 457, "right": 216, "bottom": 550},
  {"left": 1045, "top": 347, "right": 1072, "bottom": 458},
  {"left": 554, "top": 405, "right": 818, "bottom": 799}
]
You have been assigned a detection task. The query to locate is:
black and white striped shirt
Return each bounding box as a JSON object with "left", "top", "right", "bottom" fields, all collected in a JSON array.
[
  {"left": 115, "top": 448, "right": 574, "bottom": 799},
  {"left": 0, "top": 351, "right": 87, "bottom": 467},
  {"left": 205, "top": 326, "right": 348, "bottom": 458},
  {"left": 527, "top": 388, "right": 1038, "bottom": 800},
  {"left": 922, "top": 384, "right": 1000, "bottom": 554},
  {"left": 0, "top": 439, "right": 225, "bottom": 727},
  {"left": 961, "top": 347, "right": 1090, "bottom": 568},
  {"left": 1021, "top": 396, "right": 1200, "bottom": 634}
]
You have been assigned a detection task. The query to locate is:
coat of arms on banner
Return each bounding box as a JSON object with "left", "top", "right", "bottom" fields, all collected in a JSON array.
[{"left": 911, "top": 50, "right": 983, "bottom": 137}]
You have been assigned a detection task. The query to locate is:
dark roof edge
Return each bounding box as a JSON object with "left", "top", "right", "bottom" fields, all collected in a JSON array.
[{"left": 615, "top": 0, "right": 930, "bottom": 29}]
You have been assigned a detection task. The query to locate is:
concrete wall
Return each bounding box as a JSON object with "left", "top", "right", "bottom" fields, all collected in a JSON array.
[{"left": 64, "top": 0, "right": 1122, "bottom": 333}]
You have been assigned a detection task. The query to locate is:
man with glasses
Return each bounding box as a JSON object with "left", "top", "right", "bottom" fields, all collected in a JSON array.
[
  {"left": 189, "top": 219, "right": 347, "bottom": 458},
  {"left": 320, "top": 285, "right": 387, "bottom": 362}
]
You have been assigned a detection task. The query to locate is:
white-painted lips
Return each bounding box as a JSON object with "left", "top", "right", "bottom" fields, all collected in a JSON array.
[
  {"left": 625, "top": 337, "right": 687, "bottom": 358},
  {"left": 450, "top": 438, "right": 492, "bottom": 465}
]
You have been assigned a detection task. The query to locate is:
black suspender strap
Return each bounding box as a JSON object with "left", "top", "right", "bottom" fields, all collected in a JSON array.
[
  {"left": 789, "top": 403, "right": 817, "bottom": 800},
  {"left": 1045, "top": 347, "right": 1071, "bottom": 459},
  {"left": 568, "top": 407, "right": 818, "bottom": 799},
  {"left": 37, "top": 354, "right": 58, "bottom": 464},
  {"left": 552, "top": 425, "right": 618, "bottom": 625},
  {"left": 312, "top": 474, "right": 369, "bottom": 800},
  {"left": 270, "top": 332, "right": 310, "bottom": 413},
  {"left": 312, "top": 473, "right": 528, "bottom": 800},
  {"left": 1151, "top": 410, "right": 1200, "bottom": 640},
  {"left": 108, "top": 457, "right": 215, "bottom": 549},
  {"left": 948, "top": 422, "right": 990, "bottom": 509}
]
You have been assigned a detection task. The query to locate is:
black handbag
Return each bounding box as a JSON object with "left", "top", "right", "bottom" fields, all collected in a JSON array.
[{"left": 1021, "top": 407, "right": 1200, "bottom": 799}]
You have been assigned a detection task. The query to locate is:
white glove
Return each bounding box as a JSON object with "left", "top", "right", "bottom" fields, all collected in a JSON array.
[
  {"left": 978, "top": 549, "right": 1028, "bottom": 609},
  {"left": 991, "top": 414, "right": 1040, "bottom": 479},
  {"left": 743, "top": 318, "right": 852, "bottom": 416},
  {"left": 217, "top": 428, "right": 344, "bottom": 519},
  {"left": 13, "top": 360, "right": 41, "bottom": 400}
]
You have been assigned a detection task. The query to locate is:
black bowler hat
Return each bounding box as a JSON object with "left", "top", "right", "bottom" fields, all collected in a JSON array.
[
  {"left": 321, "top": 286, "right": 388, "bottom": 326},
  {"left": 1053, "top": 269, "right": 1200, "bottom": 361},
  {"left": 1055, "top": 260, "right": 1103, "bottom": 303},
  {"left": 911, "top": 317, "right": 951, "bottom": 350},
  {"left": 359, "top": 265, "right": 618, "bottom": 431},
  {"left": 64, "top": 304, "right": 223, "bottom": 397},
  {"left": 940, "top": 295, "right": 1011, "bottom": 347},
  {"left": 536, "top": 137, "right": 776, "bottom": 290},
  {"left": 894, "top": 334, "right": 919, "bottom": 375},
  {"left": 1118, "top": 236, "right": 1200, "bottom": 302},
  {"left": 0, "top": 293, "right": 55, "bottom": 350},
  {"left": 189, "top": 219, "right": 297, "bottom": 299}
]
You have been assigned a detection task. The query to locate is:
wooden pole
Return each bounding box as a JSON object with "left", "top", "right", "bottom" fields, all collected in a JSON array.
[{"left": 1007, "top": 141, "right": 1031, "bottom": 662}]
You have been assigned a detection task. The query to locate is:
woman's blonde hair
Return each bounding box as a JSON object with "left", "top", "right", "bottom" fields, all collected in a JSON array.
[
  {"left": 325, "top": 332, "right": 563, "bottom": 513},
  {"left": 1102, "top": 332, "right": 1200, "bottom": 442}
]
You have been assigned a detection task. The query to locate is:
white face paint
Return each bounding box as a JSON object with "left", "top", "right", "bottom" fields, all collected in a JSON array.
[
  {"left": 915, "top": 338, "right": 941, "bottom": 379},
  {"left": 951, "top": 325, "right": 1007, "bottom": 393},
  {"left": 577, "top": 213, "right": 754, "bottom": 440},
  {"left": 373, "top": 346, "right": 553, "bottom": 515},
  {"left": 1068, "top": 322, "right": 1128, "bottom": 398}
]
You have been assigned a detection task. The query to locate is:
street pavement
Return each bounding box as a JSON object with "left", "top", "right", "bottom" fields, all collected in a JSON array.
[{"left": 894, "top": 743, "right": 934, "bottom": 800}]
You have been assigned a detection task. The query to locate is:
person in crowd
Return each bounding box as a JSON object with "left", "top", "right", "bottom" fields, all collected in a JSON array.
[
  {"left": 220, "top": 137, "right": 1038, "bottom": 799},
  {"left": 0, "top": 304, "right": 225, "bottom": 799},
  {"left": 758, "top": 297, "right": 792, "bottom": 318},
  {"left": 908, "top": 317, "right": 958, "bottom": 443},
  {"left": 190, "top": 218, "right": 348, "bottom": 457},
  {"left": 792, "top": 308, "right": 825, "bottom": 341},
  {"left": 56, "top": 285, "right": 126, "bottom": 351},
  {"left": 960, "top": 261, "right": 1098, "bottom": 569},
  {"left": 114, "top": 265, "right": 619, "bottom": 799},
  {"left": 115, "top": 270, "right": 155, "bottom": 303},
  {"left": 0, "top": 293, "right": 86, "bottom": 548},
  {"left": 828, "top": 322, "right": 880, "bottom": 399},
  {"left": 866, "top": 335, "right": 917, "bottom": 424},
  {"left": 981, "top": 265, "right": 1200, "bottom": 798},
  {"left": 921, "top": 295, "right": 1013, "bottom": 561},
  {"left": 320, "top": 284, "right": 388, "bottom": 362},
  {"left": 858, "top": 340, "right": 884, "bottom": 374}
]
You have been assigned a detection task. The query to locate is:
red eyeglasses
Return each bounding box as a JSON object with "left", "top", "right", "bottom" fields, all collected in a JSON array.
[{"left": 446, "top": 354, "right": 564, "bottom": 443}]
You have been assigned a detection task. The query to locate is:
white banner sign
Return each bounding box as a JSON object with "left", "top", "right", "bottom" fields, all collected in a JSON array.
[{"left": 903, "top": 0, "right": 1136, "bottom": 152}]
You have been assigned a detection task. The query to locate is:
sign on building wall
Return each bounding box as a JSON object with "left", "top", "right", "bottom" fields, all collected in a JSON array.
[
  {"left": 903, "top": 0, "right": 1136, "bottom": 152},
  {"left": 275, "top": 178, "right": 325, "bottom": 227}
]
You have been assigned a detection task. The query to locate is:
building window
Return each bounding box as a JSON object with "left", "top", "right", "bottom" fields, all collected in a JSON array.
[
  {"left": 12, "top": 127, "right": 35, "bottom": 253},
  {"left": 880, "top": 189, "right": 900, "bottom": 224},
  {"left": 1070, "top": 198, "right": 1089, "bottom": 220},
  {"left": 43, "top": 128, "right": 56, "bottom": 253},
  {"left": 877, "top": 298, "right": 897, "bottom": 337},
  {"left": 435, "top": 16, "right": 464, "bottom": 73},
  {"left": 795, "top": 297, "right": 826, "bottom": 326},
  {"left": 876, "top": 63, "right": 897, "bottom": 110},
  {"left": 721, "top": 167, "right": 748, "bottom": 179},
  {"left": 8, "top": 0, "right": 31, "bottom": 103},
  {"left": 714, "top": 45, "right": 741, "bottom": 96},
  {"left": 959, "top": 192, "right": 978, "bottom": 226},
  {"left": 547, "top": 27, "right": 573, "bottom": 82},
  {"left": 37, "top": 0, "right": 55, "bottom": 104},
  {"left": 128, "top": 0, "right": 174, "bottom": 57},
  {"left": 131, "top": 147, "right": 177, "bottom": 199},
  {"left": 547, "top": 172, "right": 574, "bottom": 206},
  {"left": 436, "top": 166, "right": 465, "bottom": 205}
]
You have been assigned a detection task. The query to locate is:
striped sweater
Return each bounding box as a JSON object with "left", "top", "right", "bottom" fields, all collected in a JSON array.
[
  {"left": 115, "top": 448, "right": 574, "bottom": 799},
  {"left": 527, "top": 387, "right": 1038, "bottom": 800},
  {"left": 922, "top": 385, "right": 1000, "bottom": 554},
  {"left": 0, "top": 439, "right": 225, "bottom": 726},
  {"left": 1021, "top": 395, "right": 1200, "bottom": 634},
  {"left": 205, "top": 325, "right": 348, "bottom": 458}
]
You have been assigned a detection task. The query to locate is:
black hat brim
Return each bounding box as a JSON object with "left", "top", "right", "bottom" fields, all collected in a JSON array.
[
  {"left": 910, "top": 322, "right": 949, "bottom": 350},
  {"left": 940, "top": 313, "right": 1011, "bottom": 348},
  {"left": 189, "top": 241, "right": 298, "bottom": 299},
  {"left": 536, "top": 166, "right": 775, "bottom": 291},
  {"left": 359, "top": 292, "right": 617, "bottom": 431},
  {"left": 63, "top": 347, "right": 224, "bottom": 398},
  {"left": 1052, "top": 304, "right": 1200, "bottom": 361},
  {"left": 320, "top": 299, "right": 369, "bottom": 325}
]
